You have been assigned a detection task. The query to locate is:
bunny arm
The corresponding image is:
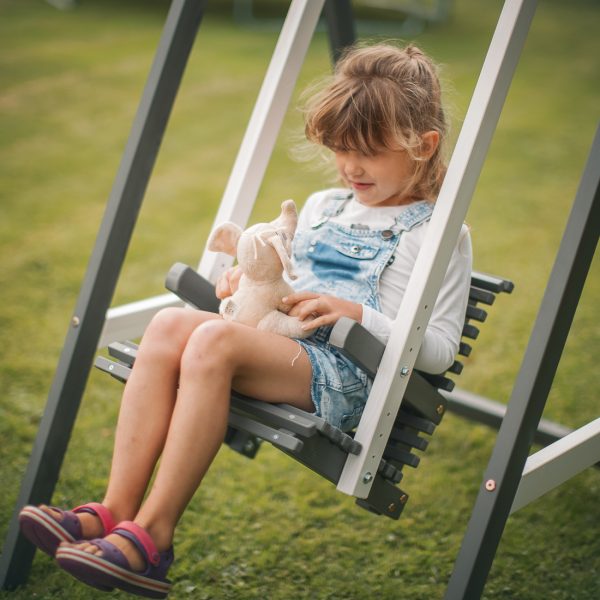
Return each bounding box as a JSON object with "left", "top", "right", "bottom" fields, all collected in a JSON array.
[{"left": 257, "top": 310, "right": 311, "bottom": 339}]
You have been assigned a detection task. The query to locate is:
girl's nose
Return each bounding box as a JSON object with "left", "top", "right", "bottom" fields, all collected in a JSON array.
[{"left": 345, "top": 156, "right": 364, "bottom": 177}]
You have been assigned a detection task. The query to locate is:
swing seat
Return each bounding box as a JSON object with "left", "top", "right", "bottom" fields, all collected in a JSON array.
[{"left": 95, "top": 263, "right": 513, "bottom": 520}]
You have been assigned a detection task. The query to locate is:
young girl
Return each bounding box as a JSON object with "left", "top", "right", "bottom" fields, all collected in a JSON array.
[{"left": 19, "top": 43, "right": 471, "bottom": 598}]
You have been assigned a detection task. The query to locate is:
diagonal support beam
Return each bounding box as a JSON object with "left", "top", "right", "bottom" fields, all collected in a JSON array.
[
  {"left": 445, "top": 123, "right": 600, "bottom": 599},
  {"left": 0, "top": 0, "right": 207, "bottom": 589},
  {"left": 337, "top": 0, "right": 537, "bottom": 498}
]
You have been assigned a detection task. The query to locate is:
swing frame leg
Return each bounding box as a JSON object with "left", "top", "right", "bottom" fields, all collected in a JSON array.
[
  {"left": 0, "top": 0, "right": 207, "bottom": 589},
  {"left": 444, "top": 124, "right": 600, "bottom": 599}
]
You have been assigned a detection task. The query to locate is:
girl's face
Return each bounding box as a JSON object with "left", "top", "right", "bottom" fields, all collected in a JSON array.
[
  {"left": 333, "top": 132, "right": 439, "bottom": 207},
  {"left": 334, "top": 147, "right": 415, "bottom": 207}
]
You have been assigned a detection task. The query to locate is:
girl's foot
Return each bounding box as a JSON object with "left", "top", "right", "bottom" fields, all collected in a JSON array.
[
  {"left": 67, "top": 531, "right": 146, "bottom": 572},
  {"left": 18, "top": 502, "right": 116, "bottom": 557},
  {"left": 56, "top": 521, "right": 174, "bottom": 599}
]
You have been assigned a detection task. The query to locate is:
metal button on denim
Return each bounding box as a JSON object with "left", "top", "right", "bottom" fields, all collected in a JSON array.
[
  {"left": 381, "top": 229, "right": 394, "bottom": 239},
  {"left": 351, "top": 245, "right": 360, "bottom": 253}
]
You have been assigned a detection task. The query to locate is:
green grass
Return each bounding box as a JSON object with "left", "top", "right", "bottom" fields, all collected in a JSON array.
[{"left": 1, "top": 0, "right": 599, "bottom": 598}]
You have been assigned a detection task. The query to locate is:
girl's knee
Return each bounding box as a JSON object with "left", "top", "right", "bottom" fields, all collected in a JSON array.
[
  {"left": 141, "top": 308, "right": 196, "bottom": 362},
  {"left": 180, "top": 320, "right": 239, "bottom": 373},
  {"left": 147, "top": 307, "right": 188, "bottom": 338}
]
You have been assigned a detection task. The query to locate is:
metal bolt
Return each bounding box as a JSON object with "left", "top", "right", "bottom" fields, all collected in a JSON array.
[
  {"left": 388, "top": 503, "right": 397, "bottom": 513},
  {"left": 400, "top": 367, "right": 410, "bottom": 377},
  {"left": 485, "top": 479, "right": 496, "bottom": 492},
  {"left": 108, "top": 364, "right": 114, "bottom": 371},
  {"left": 362, "top": 472, "right": 373, "bottom": 484},
  {"left": 436, "top": 404, "right": 445, "bottom": 415},
  {"left": 288, "top": 414, "right": 296, "bottom": 420},
  {"left": 243, "top": 440, "right": 255, "bottom": 454},
  {"left": 71, "top": 316, "right": 80, "bottom": 328},
  {"left": 400, "top": 494, "right": 408, "bottom": 504}
]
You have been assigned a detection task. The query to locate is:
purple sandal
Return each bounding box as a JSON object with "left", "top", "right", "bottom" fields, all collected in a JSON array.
[
  {"left": 55, "top": 521, "right": 173, "bottom": 599},
  {"left": 18, "top": 502, "right": 115, "bottom": 557}
]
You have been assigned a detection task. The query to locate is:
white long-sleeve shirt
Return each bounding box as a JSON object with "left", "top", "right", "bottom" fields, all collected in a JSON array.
[{"left": 297, "top": 190, "right": 473, "bottom": 374}]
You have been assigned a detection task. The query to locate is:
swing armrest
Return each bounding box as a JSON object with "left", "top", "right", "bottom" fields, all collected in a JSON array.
[
  {"left": 165, "top": 262, "right": 220, "bottom": 313},
  {"left": 330, "top": 317, "right": 384, "bottom": 379}
]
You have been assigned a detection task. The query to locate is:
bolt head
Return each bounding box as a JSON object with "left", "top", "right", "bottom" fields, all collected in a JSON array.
[
  {"left": 485, "top": 479, "right": 497, "bottom": 491},
  {"left": 362, "top": 472, "right": 373, "bottom": 484}
]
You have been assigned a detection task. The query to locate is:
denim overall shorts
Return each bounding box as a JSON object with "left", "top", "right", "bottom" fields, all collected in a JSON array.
[{"left": 292, "top": 191, "right": 434, "bottom": 432}]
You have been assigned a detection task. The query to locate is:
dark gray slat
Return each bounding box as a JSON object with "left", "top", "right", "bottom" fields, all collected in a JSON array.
[
  {"left": 448, "top": 360, "right": 464, "bottom": 375},
  {"left": 165, "top": 262, "right": 220, "bottom": 312},
  {"left": 94, "top": 356, "right": 131, "bottom": 383},
  {"left": 231, "top": 395, "right": 317, "bottom": 438},
  {"left": 403, "top": 372, "right": 448, "bottom": 423},
  {"left": 228, "top": 413, "right": 303, "bottom": 454},
  {"left": 469, "top": 286, "right": 496, "bottom": 306},
  {"left": 394, "top": 409, "right": 436, "bottom": 435},
  {"left": 108, "top": 341, "right": 138, "bottom": 367},
  {"left": 383, "top": 444, "right": 421, "bottom": 468},
  {"left": 279, "top": 404, "right": 362, "bottom": 455},
  {"left": 419, "top": 372, "right": 455, "bottom": 392},
  {"left": 279, "top": 430, "right": 350, "bottom": 485},
  {"left": 224, "top": 427, "right": 261, "bottom": 459},
  {"left": 355, "top": 476, "right": 409, "bottom": 520},
  {"left": 462, "top": 323, "right": 480, "bottom": 339},
  {"left": 389, "top": 426, "right": 429, "bottom": 452},
  {"left": 378, "top": 459, "right": 403, "bottom": 484},
  {"left": 470, "top": 271, "right": 514, "bottom": 294},
  {"left": 459, "top": 341, "right": 472, "bottom": 357},
  {"left": 466, "top": 304, "right": 487, "bottom": 323}
]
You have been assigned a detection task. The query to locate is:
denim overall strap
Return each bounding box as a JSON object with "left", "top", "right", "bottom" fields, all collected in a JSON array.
[
  {"left": 391, "top": 199, "right": 435, "bottom": 233},
  {"left": 292, "top": 194, "right": 434, "bottom": 314}
]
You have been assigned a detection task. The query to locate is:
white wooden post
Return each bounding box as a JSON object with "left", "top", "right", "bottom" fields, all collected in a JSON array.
[
  {"left": 337, "top": 0, "right": 537, "bottom": 497},
  {"left": 197, "top": 0, "right": 325, "bottom": 282}
]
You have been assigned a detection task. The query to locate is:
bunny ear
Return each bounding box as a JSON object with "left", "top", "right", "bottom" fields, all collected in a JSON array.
[
  {"left": 269, "top": 234, "right": 297, "bottom": 280},
  {"left": 272, "top": 199, "right": 298, "bottom": 237},
  {"left": 207, "top": 222, "right": 242, "bottom": 256}
]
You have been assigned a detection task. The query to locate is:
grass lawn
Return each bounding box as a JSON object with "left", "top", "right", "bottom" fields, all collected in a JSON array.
[{"left": 1, "top": 0, "right": 599, "bottom": 598}]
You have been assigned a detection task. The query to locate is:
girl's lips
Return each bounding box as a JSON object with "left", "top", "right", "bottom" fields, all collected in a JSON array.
[{"left": 351, "top": 181, "right": 373, "bottom": 190}]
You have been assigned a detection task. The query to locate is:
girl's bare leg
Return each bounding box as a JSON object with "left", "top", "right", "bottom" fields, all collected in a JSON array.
[
  {"left": 68, "top": 319, "right": 313, "bottom": 568},
  {"left": 40, "top": 307, "right": 219, "bottom": 535}
]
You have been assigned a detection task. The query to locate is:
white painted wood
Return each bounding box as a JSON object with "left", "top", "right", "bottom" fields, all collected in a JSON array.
[
  {"left": 510, "top": 418, "right": 600, "bottom": 514},
  {"left": 99, "top": 293, "right": 183, "bottom": 348},
  {"left": 337, "top": 0, "right": 537, "bottom": 497},
  {"left": 197, "top": 0, "right": 326, "bottom": 284}
]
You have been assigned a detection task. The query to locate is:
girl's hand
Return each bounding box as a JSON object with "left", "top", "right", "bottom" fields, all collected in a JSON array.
[
  {"left": 215, "top": 266, "right": 242, "bottom": 300},
  {"left": 282, "top": 291, "right": 363, "bottom": 332}
]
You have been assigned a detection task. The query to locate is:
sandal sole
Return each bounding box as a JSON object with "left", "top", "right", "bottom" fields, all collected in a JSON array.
[
  {"left": 19, "top": 506, "right": 77, "bottom": 556},
  {"left": 56, "top": 546, "right": 171, "bottom": 599}
]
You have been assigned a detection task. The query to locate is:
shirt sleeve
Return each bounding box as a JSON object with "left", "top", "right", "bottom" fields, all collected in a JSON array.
[{"left": 359, "top": 224, "right": 473, "bottom": 375}]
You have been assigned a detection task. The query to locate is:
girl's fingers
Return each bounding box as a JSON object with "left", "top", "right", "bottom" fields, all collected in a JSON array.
[{"left": 282, "top": 291, "right": 320, "bottom": 304}]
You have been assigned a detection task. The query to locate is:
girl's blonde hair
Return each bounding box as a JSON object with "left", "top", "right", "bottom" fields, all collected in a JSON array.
[{"left": 304, "top": 43, "right": 447, "bottom": 199}]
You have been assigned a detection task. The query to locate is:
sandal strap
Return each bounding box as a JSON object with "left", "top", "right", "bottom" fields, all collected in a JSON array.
[
  {"left": 72, "top": 503, "right": 116, "bottom": 536},
  {"left": 112, "top": 521, "right": 161, "bottom": 567}
]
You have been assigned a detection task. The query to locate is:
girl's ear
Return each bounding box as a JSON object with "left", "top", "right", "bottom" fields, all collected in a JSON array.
[
  {"left": 207, "top": 222, "right": 243, "bottom": 256},
  {"left": 420, "top": 130, "right": 440, "bottom": 160}
]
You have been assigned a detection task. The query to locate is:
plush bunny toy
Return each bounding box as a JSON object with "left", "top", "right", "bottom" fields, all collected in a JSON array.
[{"left": 207, "top": 199, "right": 311, "bottom": 339}]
